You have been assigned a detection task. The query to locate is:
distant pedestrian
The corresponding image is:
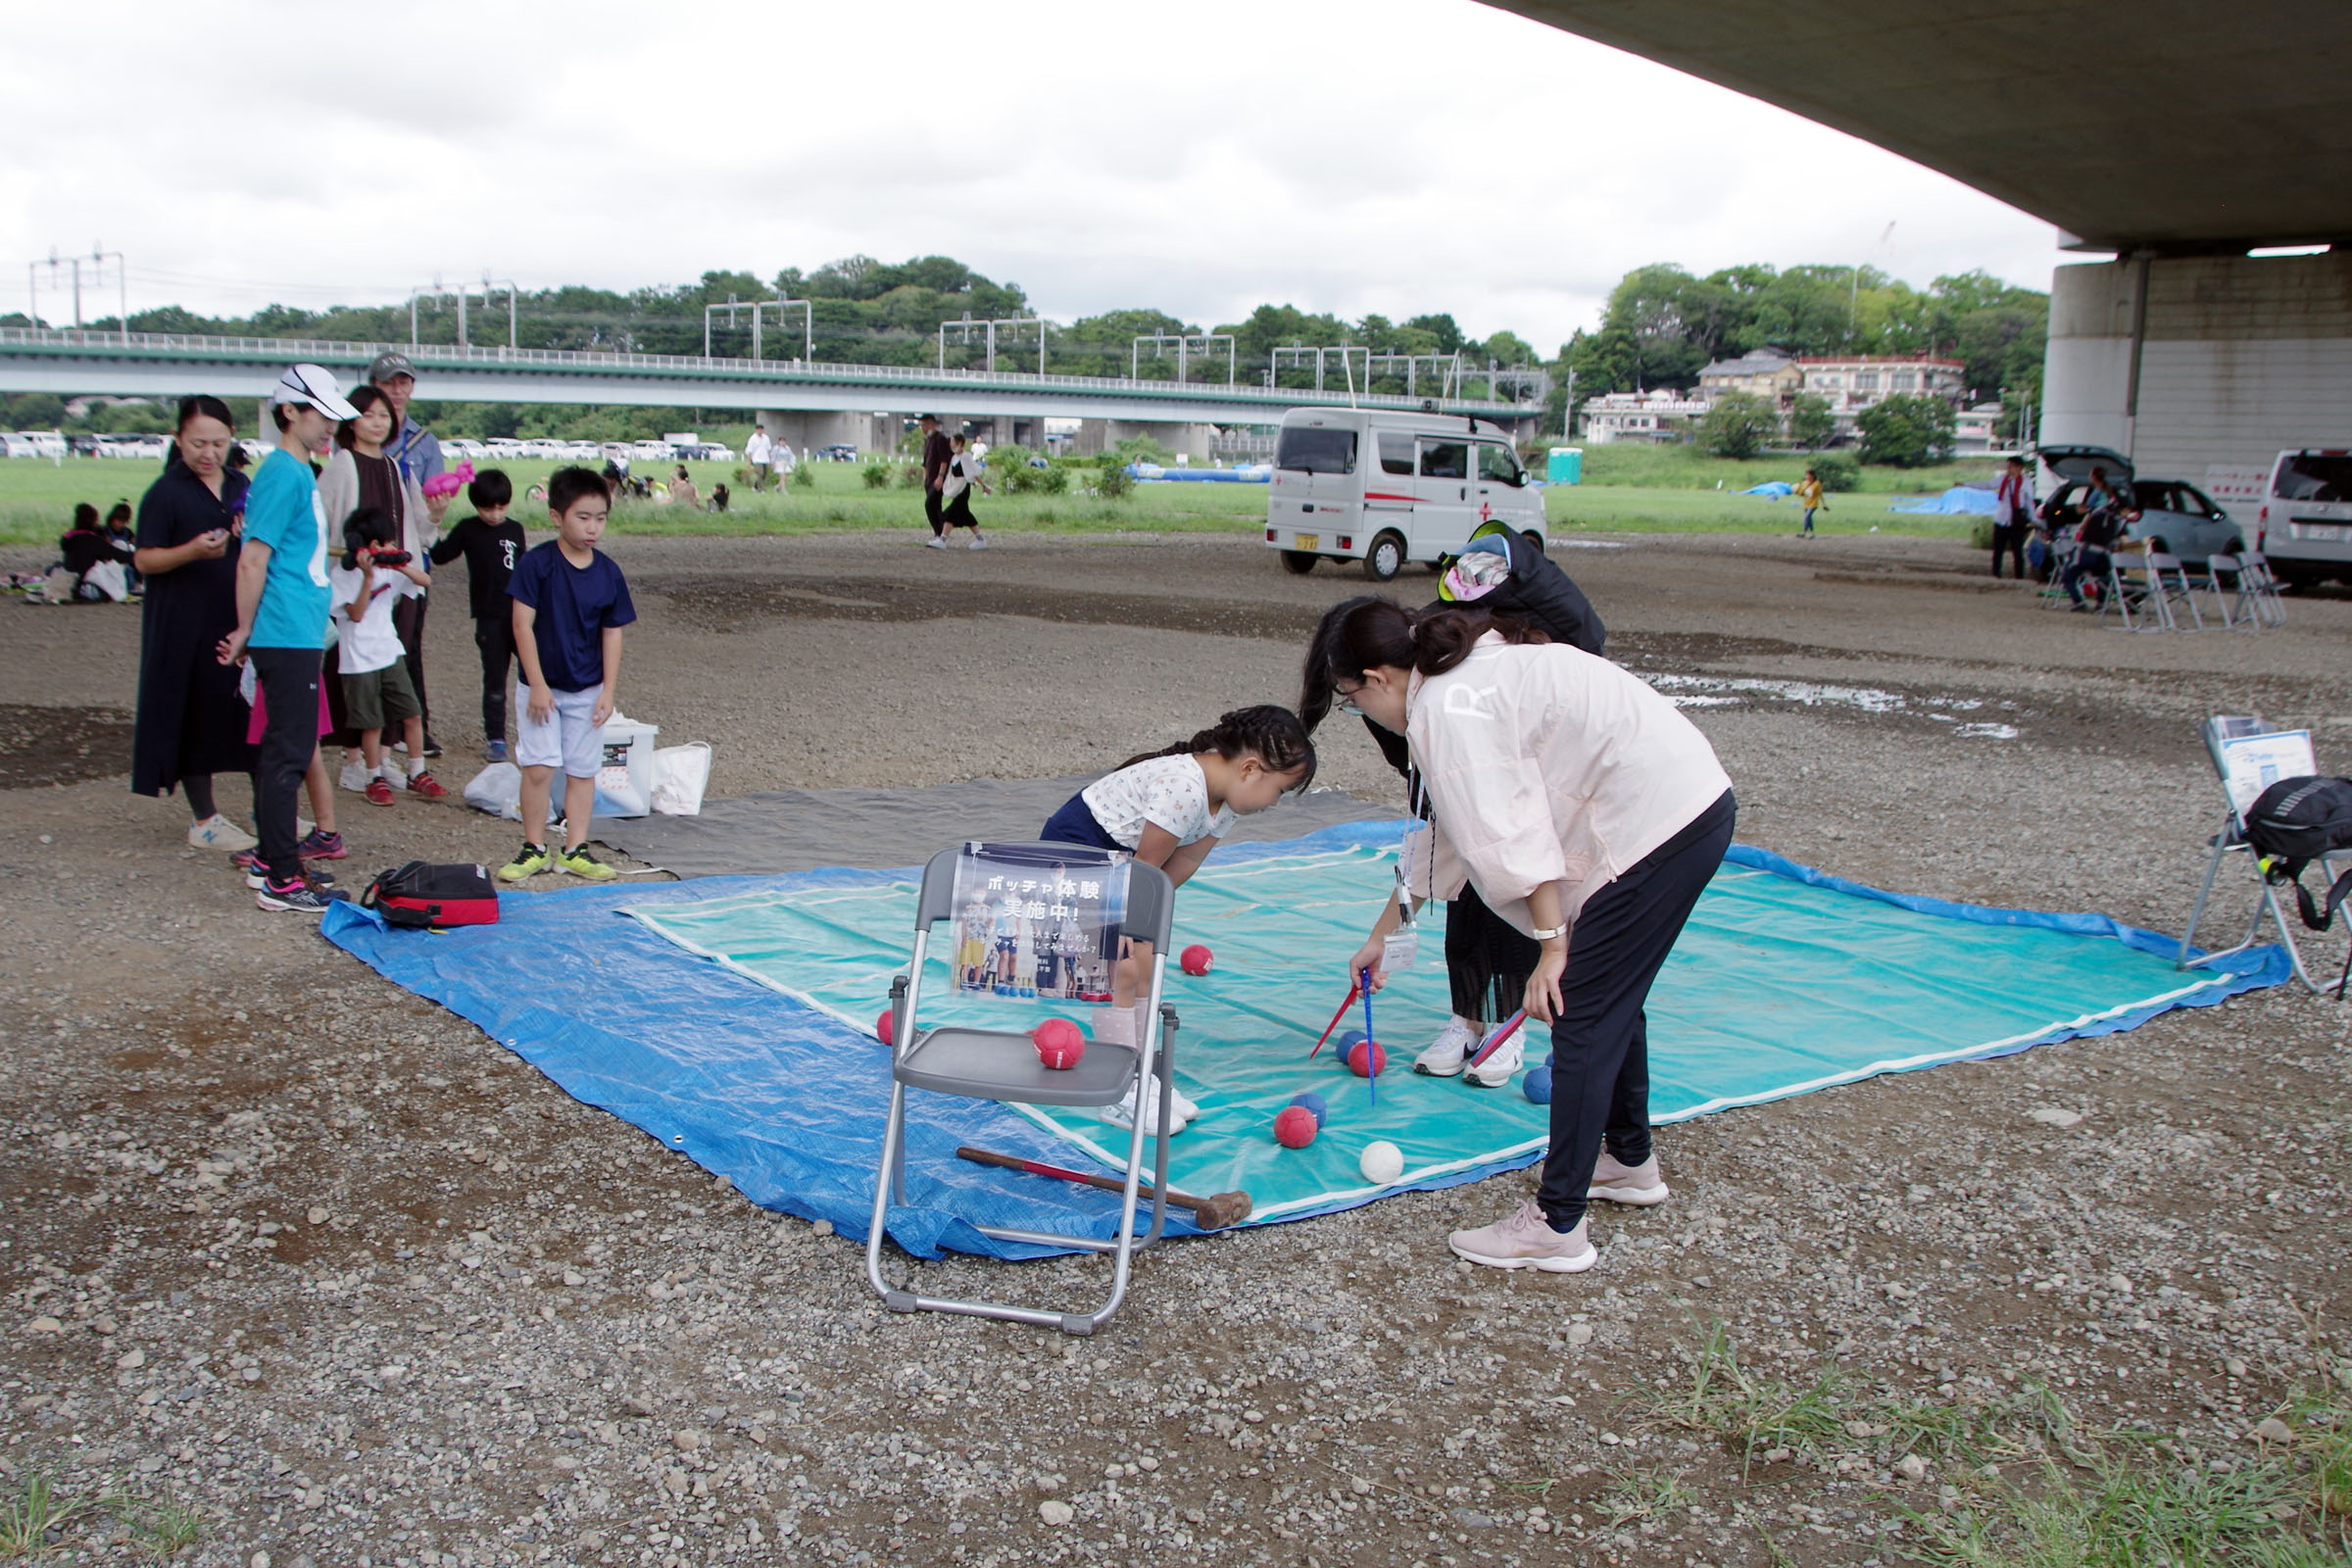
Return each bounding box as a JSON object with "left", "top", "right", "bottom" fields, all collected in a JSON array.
[
  {"left": 939, "top": 434, "right": 991, "bottom": 549},
  {"left": 775, "top": 439, "right": 798, "bottom": 475},
  {"left": 668, "top": 465, "right": 700, "bottom": 509},
  {"left": 919, "top": 415, "right": 953, "bottom": 548},
  {"left": 745, "top": 423, "right": 773, "bottom": 492},
  {"left": 367, "top": 353, "right": 444, "bottom": 758},
  {"left": 1794, "top": 469, "right": 1825, "bottom": 537},
  {"left": 1990, "top": 455, "right": 2034, "bottom": 579},
  {"left": 104, "top": 502, "right": 139, "bottom": 592},
  {"left": 132, "top": 395, "right": 254, "bottom": 852}
]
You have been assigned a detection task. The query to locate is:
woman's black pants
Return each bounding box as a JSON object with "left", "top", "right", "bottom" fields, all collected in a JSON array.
[{"left": 1535, "top": 790, "right": 1736, "bottom": 1229}]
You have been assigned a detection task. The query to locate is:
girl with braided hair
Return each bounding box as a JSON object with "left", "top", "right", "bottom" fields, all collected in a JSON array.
[
  {"left": 1300, "top": 597, "right": 1735, "bottom": 1274},
  {"left": 1040, "top": 704, "right": 1318, "bottom": 1134}
]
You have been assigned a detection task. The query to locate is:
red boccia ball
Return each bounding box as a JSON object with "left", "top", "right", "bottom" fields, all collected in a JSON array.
[
  {"left": 875, "top": 1006, "right": 896, "bottom": 1047},
  {"left": 1032, "top": 1017, "right": 1089, "bottom": 1070},
  {"left": 1179, "top": 944, "right": 1214, "bottom": 977},
  {"left": 1347, "top": 1038, "right": 1388, "bottom": 1077},
  {"left": 1274, "top": 1105, "right": 1319, "bottom": 1148}
]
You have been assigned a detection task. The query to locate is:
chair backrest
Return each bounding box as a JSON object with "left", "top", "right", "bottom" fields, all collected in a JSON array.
[
  {"left": 2207, "top": 552, "right": 2240, "bottom": 573},
  {"left": 2204, "top": 714, "right": 2271, "bottom": 776},
  {"left": 912, "top": 842, "right": 1175, "bottom": 948}
]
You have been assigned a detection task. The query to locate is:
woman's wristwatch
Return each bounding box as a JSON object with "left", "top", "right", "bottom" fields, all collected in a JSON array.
[{"left": 1530, "top": 922, "right": 1568, "bottom": 942}]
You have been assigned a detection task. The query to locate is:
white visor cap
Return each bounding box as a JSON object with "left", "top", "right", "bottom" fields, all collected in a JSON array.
[{"left": 269, "top": 363, "right": 361, "bottom": 421}]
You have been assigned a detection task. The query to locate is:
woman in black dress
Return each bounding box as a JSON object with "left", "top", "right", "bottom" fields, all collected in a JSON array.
[{"left": 131, "top": 396, "right": 257, "bottom": 850}]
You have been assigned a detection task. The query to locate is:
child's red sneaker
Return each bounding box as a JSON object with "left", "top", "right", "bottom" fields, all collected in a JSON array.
[{"left": 408, "top": 770, "right": 449, "bottom": 801}]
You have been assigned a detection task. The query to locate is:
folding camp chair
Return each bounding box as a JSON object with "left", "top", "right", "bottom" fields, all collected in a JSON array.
[
  {"left": 2202, "top": 554, "right": 2261, "bottom": 632},
  {"left": 2178, "top": 716, "right": 2349, "bottom": 995},
  {"left": 2102, "top": 550, "right": 2168, "bottom": 631},
  {"left": 864, "top": 842, "right": 1179, "bottom": 1334},
  {"left": 2238, "top": 550, "right": 2290, "bottom": 627},
  {"left": 2146, "top": 552, "right": 2205, "bottom": 631}
]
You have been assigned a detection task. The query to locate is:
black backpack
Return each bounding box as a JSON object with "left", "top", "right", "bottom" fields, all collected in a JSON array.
[{"left": 2244, "top": 775, "right": 2352, "bottom": 930}]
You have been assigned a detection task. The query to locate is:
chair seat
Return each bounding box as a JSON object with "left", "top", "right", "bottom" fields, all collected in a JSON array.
[{"left": 896, "top": 1026, "right": 1140, "bottom": 1107}]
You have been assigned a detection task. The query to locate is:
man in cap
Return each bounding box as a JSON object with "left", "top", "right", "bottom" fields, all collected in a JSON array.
[
  {"left": 368, "top": 351, "right": 444, "bottom": 756},
  {"left": 219, "top": 365, "right": 358, "bottom": 913},
  {"left": 366, "top": 352, "right": 443, "bottom": 488}
]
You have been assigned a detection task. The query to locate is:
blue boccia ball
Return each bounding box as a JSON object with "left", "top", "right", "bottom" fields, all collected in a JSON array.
[
  {"left": 1287, "top": 1091, "right": 1328, "bottom": 1129},
  {"left": 1333, "top": 1028, "right": 1365, "bottom": 1063},
  {"left": 1521, "top": 1067, "right": 1552, "bottom": 1104}
]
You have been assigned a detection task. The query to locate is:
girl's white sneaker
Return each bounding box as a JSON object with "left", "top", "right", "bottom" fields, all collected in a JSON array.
[{"left": 186, "top": 814, "right": 258, "bottom": 853}]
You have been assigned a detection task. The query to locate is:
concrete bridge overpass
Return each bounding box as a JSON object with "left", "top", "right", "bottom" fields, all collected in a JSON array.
[
  {"left": 1490, "top": 0, "right": 2352, "bottom": 479},
  {"left": 0, "top": 327, "right": 1544, "bottom": 462}
]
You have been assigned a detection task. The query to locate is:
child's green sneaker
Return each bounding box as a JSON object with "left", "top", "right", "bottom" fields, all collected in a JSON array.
[
  {"left": 497, "top": 842, "right": 552, "bottom": 883},
  {"left": 557, "top": 845, "right": 617, "bottom": 882}
]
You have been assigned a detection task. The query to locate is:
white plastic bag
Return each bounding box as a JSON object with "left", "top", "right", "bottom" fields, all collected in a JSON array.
[
  {"left": 461, "top": 760, "right": 551, "bottom": 825},
  {"left": 650, "top": 742, "right": 711, "bottom": 816},
  {"left": 84, "top": 561, "right": 129, "bottom": 602}
]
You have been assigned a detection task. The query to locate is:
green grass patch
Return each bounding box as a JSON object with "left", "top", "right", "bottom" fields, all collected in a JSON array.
[
  {"left": 1637, "top": 1324, "right": 2352, "bottom": 1568},
  {"left": 0, "top": 1471, "right": 205, "bottom": 1560},
  {"left": 0, "top": 450, "right": 1979, "bottom": 549},
  {"left": 1564, "top": 441, "right": 2004, "bottom": 495}
]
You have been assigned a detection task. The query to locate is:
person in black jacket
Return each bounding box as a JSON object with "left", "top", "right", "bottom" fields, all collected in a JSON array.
[
  {"left": 1310, "top": 522, "right": 1607, "bottom": 1088},
  {"left": 426, "top": 468, "right": 529, "bottom": 760}
]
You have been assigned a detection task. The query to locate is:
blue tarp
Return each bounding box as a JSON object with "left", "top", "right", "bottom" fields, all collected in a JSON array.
[
  {"left": 1741, "top": 480, "right": 1794, "bottom": 497},
  {"left": 1888, "top": 484, "right": 2001, "bottom": 514},
  {"left": 318, "top": 822, "right": 2286, "bottom": 1260}
]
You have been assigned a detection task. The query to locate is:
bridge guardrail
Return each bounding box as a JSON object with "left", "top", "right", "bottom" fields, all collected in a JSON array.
[{"left": 0, "top": 327, "right": 1545, "bottom": 416}]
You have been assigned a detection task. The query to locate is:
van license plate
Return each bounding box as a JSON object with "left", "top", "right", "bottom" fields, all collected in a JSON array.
[
  {"left": 2298, "top": 524, "right": 2344, "bottom": 542},
  {"left": 1295, "top": 534, "right": 1319, "bottom": 551}
]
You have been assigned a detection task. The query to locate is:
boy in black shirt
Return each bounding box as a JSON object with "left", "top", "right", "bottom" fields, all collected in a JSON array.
[{"left": 427, "top": 468, "right": 529, "bottom": 760}]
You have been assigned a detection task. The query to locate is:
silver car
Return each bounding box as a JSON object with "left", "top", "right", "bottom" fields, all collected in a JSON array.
[{"left": 2037, "top": 445, "right": 2244, "bottom": 561}]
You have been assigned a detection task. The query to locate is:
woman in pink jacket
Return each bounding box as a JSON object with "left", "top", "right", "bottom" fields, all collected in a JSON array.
[{"left": 1302, "top": 597, "right": 1736, "bottom": 1273}]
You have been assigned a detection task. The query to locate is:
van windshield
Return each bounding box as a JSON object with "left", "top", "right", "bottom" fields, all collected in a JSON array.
[
  {"left": 1276, "top": 427, "right": 1357, "bottom": 475},
  {"left": 2278, "top": 454, "right": 2352, "bottom": 504}
]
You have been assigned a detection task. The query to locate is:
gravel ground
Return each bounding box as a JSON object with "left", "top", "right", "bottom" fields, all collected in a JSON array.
[{"left": 2, "top": 527, "right": 2349, "bottom": 1567}]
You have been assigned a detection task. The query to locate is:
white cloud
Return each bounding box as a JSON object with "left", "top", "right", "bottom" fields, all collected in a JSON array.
[{"left": 0, "top": 0, "right": 2060, "bottom": 349}]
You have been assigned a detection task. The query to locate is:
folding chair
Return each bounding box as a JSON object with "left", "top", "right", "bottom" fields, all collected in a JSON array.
[
  {"left": 2238, "top": 549, "right": 2290, "bottom": 627},
  {"left": 2202, "top": 554, "right": 2261, "bottom": 632},
  {"left": 2037, "top": 535, "right": 2080, "bottom": 611},
  {"left": 2102, "top": 550, "right": 2168, "bottom": 631},
  {"left": 2178, "top": 716, "right": 2349, "bottom": 995},
  {"left": 2146, "top": 551, "right": 2205, "bottom": 631},
  {"left": 865, "top": 842, "right": 1180, "bottom": 1334}
]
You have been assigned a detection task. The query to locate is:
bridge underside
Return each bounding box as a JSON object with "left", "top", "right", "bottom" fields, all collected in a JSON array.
[{"left": 1485, "top": 0, "right": 2352, "bottom": 251}]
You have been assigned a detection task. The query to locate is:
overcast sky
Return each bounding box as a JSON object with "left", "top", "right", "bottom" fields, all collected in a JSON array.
[{"left": 2, "top": 0, "right": 2061, "bottom": 352}]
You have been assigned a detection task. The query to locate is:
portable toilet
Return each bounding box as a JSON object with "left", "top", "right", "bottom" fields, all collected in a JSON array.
[{"left": 1546, "top": 447, "right": 1583, "bottom": 485}]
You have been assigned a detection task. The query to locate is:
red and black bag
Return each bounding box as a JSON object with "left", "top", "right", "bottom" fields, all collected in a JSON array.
[{"left": 361, "top": 860, "right": 501, "bottom": 929}]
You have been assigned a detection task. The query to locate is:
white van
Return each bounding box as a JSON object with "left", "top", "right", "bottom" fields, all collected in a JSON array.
[
  {"left": 2256, "top": 448, "right": 2352, "bottom": 587},
  {"left": 1265, "top": 408, "right": 1544, "bottom": 578}
]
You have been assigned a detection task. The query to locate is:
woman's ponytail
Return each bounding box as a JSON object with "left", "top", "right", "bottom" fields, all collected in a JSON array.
[{"left": 1118, "top": 703, "right": 1318, "bottom": 790}]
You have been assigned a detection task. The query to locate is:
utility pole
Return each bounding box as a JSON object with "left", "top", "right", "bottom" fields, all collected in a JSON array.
[{"left": 481, "top": 273, "right": 519, "bottom": 350}]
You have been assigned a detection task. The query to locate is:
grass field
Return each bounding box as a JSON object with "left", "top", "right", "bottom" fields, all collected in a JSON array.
[{"left": 0, "top": 452, "right": 1976, "bottom": 548}]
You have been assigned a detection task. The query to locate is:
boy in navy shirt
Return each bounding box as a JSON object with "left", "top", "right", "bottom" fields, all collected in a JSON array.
[
  {"left": 427, "top": 467, "right": 529, "bottom": 761},
  {"left": 499, "top": 466, "right": 635, "bottom": 883}
]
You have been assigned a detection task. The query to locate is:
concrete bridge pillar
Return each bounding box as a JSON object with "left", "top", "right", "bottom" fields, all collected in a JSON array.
[{"left": 1073, "top": 419, "right": 1216, "bottom": 462}]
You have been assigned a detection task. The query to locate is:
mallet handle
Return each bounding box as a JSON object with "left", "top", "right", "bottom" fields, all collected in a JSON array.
[
  {"left": 1307, "top": 984, "right": 1359, "bottom": 1057},
  {"left": 954, "top": 1145, "right": 1247, "bottom": 1227}
]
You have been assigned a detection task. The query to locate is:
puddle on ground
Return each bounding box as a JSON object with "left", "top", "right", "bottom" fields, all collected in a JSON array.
[{"left": 1643, "top": 674, "right": 2021, "bottom": 738}]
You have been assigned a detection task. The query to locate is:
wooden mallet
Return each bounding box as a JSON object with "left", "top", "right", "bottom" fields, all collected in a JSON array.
[{"left": 955, "top": 1146, "right": 1253, "bottom": 1230}]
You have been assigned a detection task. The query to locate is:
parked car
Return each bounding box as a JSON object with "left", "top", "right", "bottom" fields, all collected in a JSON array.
[
  {"left": 2035, "top": 445, "right": 2242, "bottom": 562},
  {"left": 440, "top": 438, "right": 487, "bottom": 462},
  {"left": 631, "top": 439, "right": 674, "bottom": 463},
  {"left": 2255, "top": 448, "right": 2352, "bottom": 587},
  {"left": 814, "top": 443, "right": 858, "bottom": 462}
]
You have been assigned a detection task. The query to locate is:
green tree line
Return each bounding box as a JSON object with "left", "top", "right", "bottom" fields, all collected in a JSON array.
[{"left": 2, "top": 252, "right": 2045, "bottom": 431}]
